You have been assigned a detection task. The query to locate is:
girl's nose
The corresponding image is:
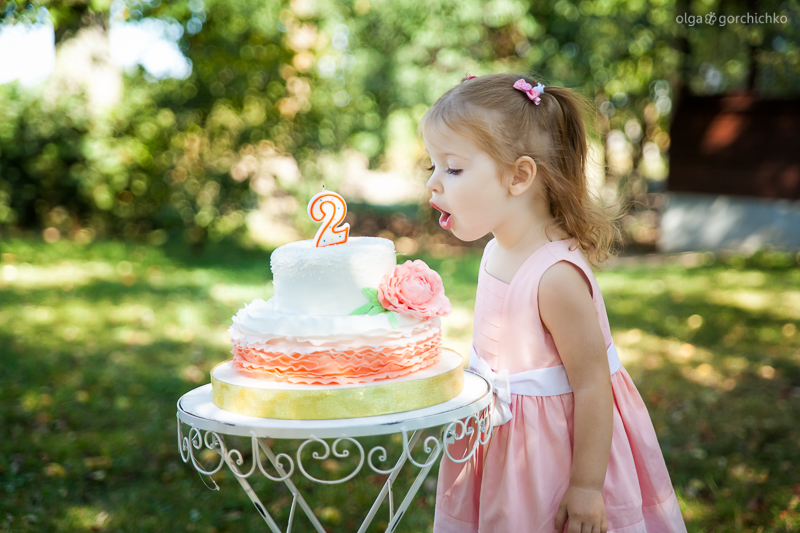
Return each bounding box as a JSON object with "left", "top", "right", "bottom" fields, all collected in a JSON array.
[{"left": 426, "top": 171, "right": 442, "bottom": 194}]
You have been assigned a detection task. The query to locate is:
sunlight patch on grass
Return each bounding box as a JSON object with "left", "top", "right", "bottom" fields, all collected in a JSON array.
[
  {"left": 164, "top": 323, "right": 200, "bottom": 343},
  {"left": 676, "top": 489, "right": 713, "bottom": 524},
  {"left": 596, "top": 272, "right": 656, "bottom": 295},
  {"left": 709, "top": 289, "right": 800, "bottom": 319},
  {"left": 612, "top": 327, "right": 745, "bottom": 391},
  {"left": 598, "top": 270, "right": 715, "bottom": 298},
  {"left": 716, "top": 269, "right": 767, "bottom": 288},
  {"left": 180, "top": 364, "right": 208, "bottom": 384},
  {"left": 113, "top": 327, "right": 154, "bottom": 346},
  {"left": 192, "top": 323, "right": 233, "bottom": 349},
  {"left": 108, "top": 304, "right": 156, "bottom": 327},
  {"left": 782, "top": 292, "right": 800, "bottom": 319},
  {"left": 20, "top": 390, "right": 53, "bottom": 413},
  {"left": 60, "top": 506, "right": 110, "bottom": 531},
  {"left": 174, "top": 303, "right": 204, "bottom": 327},
  {"left": 666, "top": 274, "right": 713, "bottom": 294},
  {"left": 614, "top": 328, "right": 647, "bottom": 365},
  {"left": 0, "top": 261, "right": 116, "bottom": 289},
  {"left": 681, "top": 362, "right": 724, "bottom": 388},
  {"left": 614, "top": 328, "right": 644, "bottom": 346}
]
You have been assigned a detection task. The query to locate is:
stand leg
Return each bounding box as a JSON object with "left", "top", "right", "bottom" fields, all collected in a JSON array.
[
  {"left": 356, "top": 430, "right": 422, "bottom": 533},
  {"left": 258, "top": 439, "right": 327, "bottom": 533},
  {"left": 385, "top": 442, "right": 439, "bottom": 533},
  {"left": 226, "top": 456, "right": 284, "bottom": 533}
]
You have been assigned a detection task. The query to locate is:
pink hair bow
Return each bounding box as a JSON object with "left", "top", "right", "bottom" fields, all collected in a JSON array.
[{"left": 513, "top": 79, "right": 545, "bottom": 105}]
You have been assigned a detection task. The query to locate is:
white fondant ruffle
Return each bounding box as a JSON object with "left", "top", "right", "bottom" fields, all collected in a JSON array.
[
  {"left": 231, "top": 298, "right": 435, "bottom": 339},
  {"left": 229, "top": 320, "right": 440, "bottom": 352}
]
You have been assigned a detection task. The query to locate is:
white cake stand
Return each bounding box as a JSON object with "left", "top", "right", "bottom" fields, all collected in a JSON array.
[{"left": 177, "top": 369, "right": 493, "bottom": 533}]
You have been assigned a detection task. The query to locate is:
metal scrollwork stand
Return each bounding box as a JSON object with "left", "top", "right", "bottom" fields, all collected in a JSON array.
[{"left": 177, "top": 370, "right": 493, "bottom": 533}]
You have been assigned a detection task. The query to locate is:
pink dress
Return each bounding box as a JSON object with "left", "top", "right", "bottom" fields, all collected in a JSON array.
[{"left": 434, "top": 238, "right": 686, "bottom": 533}]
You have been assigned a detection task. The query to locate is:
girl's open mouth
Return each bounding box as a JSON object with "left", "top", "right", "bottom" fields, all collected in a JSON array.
[
  {"left": 439, "top": 211, "right": 452, "bottom": 230},
  {"left": 430, "top": 201, "right": 452, "bottom": 230}
]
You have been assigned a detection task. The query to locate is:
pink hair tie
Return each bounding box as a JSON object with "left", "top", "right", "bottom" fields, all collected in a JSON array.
[
  {"left": 465, "top": 75, "right": 477, "bottom": 81},
  {"left": 513, "top": 79, "right": 545, "bottom": 105}
]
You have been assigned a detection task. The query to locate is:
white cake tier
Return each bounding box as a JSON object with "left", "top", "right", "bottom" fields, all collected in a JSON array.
[
  {"left": 230, "top": 297, "right": 435, "bottom": 342},
  {"left": 270, "top": 236, "right": 396, "bottom": 316}
]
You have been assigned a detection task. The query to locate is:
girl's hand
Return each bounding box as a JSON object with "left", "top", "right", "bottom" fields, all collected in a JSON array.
[{"left": 554, "top": 485, "right": 608, "bottom": 533}]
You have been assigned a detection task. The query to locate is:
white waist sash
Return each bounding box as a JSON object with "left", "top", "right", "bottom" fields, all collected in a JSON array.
[{"left": 468, "top": 342, "right": 622, "bottom": 426}]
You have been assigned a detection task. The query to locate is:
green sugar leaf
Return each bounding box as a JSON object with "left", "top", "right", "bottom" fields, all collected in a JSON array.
[
  {"left": 350, "top": 303, "right": 373, "bottom": 315},
  {"left": 361, "top": 287, "right": 379, "bottom": 304},
  {"left": 387, "top": 312, "right": 399, "bottom": 328}
]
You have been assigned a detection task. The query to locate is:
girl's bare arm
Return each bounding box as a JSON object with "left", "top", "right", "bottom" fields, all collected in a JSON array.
[{"left": 539, "top": 261, "right": 612, "bottom": 533}]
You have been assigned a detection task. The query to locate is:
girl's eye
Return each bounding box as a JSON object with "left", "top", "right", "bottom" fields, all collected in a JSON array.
[{"left": 426, "top": 164, "right": 461, "bottom": 176}]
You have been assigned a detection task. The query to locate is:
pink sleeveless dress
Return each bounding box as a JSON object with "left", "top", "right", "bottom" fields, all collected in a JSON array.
[{"left": 434, "top": 238, "right": 686, "bottom": 533}]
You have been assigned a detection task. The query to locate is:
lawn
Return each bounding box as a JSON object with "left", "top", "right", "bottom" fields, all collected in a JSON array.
[{"left": 1, "top": 238, "right": 799, "bottom": 532}]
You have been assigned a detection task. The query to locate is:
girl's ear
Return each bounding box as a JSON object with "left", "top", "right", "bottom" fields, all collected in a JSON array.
[{"left": 508, "top": 156, "right": 537, "bottom": 196}]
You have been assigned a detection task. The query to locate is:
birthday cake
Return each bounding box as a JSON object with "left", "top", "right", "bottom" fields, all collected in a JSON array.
[{"left": 210, "top": 191, "right": 464, "bottom": 419}]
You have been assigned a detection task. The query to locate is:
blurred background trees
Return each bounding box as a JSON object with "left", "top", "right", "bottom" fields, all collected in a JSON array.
[{"left": 1, "top": 0, "right": 798, "bottom": 249}]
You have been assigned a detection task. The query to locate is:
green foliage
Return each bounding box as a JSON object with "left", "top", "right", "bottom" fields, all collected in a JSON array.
[
  {"left": 0, "top": 79, "right": 256, "bottom": 242},
  {"left": 0, "top": 85, "right": 90, "bottom": 227},
  {"left": 1, "top": 0, "right": 799, "bottom": 243}
]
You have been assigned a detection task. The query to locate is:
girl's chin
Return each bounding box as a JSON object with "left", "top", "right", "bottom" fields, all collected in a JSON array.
[
  {"left": 438, "top": 213, "right": 488, "bottom": 242},
  {"left": 449, "top": 225, "right": 488, "bottom": 243}
]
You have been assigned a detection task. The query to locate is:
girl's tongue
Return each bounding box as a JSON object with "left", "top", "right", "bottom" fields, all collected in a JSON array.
[{"left": 439, "top": 210, "right": 452, "bottom": 230}]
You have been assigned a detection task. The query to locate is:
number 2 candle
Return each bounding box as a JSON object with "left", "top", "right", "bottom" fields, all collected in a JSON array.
[{"left": 307, "top": 190, "right": 350, "bottom": 247}]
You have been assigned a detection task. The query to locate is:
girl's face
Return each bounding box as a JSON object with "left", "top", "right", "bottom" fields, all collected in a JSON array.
[{"left": 424, "top": 123, "right": 512, "bottom": 242}]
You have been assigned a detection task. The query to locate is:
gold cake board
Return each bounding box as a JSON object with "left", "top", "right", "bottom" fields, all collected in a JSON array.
[{"left": 211, "top": 348, "right": 464, "bottom": 420}]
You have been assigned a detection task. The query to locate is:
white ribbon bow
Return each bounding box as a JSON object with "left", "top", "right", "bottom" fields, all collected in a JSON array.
[
  {"left": 469, "top": 347, "right": 514, "bottom": 426},
  {"left": 468, "top": 342, "right": 622, "bottom": 427}
]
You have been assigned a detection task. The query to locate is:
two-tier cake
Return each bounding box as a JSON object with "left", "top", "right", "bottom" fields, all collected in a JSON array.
[{"left": 210, "top": 191, "right": 464, "bottom": 419}]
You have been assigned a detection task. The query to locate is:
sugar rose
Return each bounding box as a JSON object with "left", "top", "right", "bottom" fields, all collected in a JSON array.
[{"left": 378, "top": 260, "right": 452, "bottom": 320}]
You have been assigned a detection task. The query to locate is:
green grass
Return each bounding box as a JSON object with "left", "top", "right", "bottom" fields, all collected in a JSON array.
[{"left": 1, "top": 238, "right": 799, "bottom": 532}]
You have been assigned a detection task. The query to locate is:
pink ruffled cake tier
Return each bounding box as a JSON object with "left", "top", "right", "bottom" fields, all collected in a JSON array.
[{"left": 231, "top": 333, "right": 442, "bottom": 385}]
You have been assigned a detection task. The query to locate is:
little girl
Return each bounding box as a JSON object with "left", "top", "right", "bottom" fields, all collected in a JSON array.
[{"left": 421, "top": 73, "right": 687, "bottom": 533}]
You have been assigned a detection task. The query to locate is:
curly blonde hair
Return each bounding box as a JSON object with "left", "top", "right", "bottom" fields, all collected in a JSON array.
[{"left": 418, "top": 72, "right": 623, "bottom": 268}]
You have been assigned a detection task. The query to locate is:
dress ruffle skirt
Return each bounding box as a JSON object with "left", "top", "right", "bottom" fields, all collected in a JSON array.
[{"left": 433, "top": 366, "right": 687, "bottom": 533}]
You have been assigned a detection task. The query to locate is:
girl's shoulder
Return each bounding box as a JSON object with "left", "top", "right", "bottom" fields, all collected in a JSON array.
[
  {"left": 540, "top": 238, "right": 596, "bottom": 297},
  {"left": 480, "top": 236, "right": 588, "bottom": 282},
  {"left": 480, "top": 235, "right": 599, "bottom": 293}
]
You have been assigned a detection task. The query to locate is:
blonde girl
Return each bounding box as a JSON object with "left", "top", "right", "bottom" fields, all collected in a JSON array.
[{"left": 420, "top": 73, "right": 687, "bottom": 533}]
